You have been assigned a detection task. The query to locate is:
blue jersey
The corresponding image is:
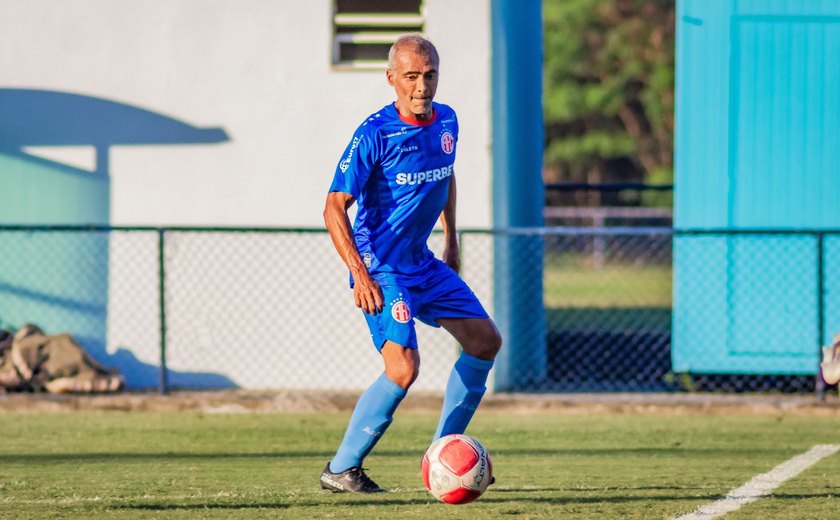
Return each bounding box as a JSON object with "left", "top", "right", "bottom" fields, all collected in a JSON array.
[{"left": 329, "top": 102, "right": 459, "bottom": 284}]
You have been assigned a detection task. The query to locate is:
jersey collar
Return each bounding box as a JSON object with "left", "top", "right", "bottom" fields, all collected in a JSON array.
[{"left": 393, "top": 102, "right": 437, "bottom": 126}]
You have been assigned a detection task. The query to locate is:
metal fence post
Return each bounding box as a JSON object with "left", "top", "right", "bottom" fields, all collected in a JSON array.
[
  {"left": 158, "top": 228, "right": 169, "bottom": 394},
  {"left": 491, "top": 0, "right": 546, "bottom": 391},
  {"left": 817, "top": 232, "right": 825, "bottom": 401}
]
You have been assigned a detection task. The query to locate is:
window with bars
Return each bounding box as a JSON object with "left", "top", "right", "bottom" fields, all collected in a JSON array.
[{"left": 332, "top": 0, "right": 424, "bottom": 69}]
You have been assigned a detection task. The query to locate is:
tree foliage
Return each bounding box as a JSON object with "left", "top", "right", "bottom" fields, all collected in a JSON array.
[{"left": 543, "top": 0, "right": 675, "bottom": 206}]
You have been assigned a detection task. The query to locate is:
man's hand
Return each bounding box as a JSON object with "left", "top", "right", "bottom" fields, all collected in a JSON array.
[
  {"left": 324, "top": 191, "right": 385, "bottom": 314},
  {"left": 352, "top": 269, "right": 384, "bottom": 314},
  {"left": 442, "top": 242, "right": 461, "bottom": 274},
  {"left": 439, "top": 174, "right": 460, "bottom": 274}
]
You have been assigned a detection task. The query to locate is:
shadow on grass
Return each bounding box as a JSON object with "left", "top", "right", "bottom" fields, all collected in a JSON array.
[
  {"left": 0, "top": 446, "right": 794, "bottom": 464},
  {"left": 14, "top": 488, "right": 840, "bottom": 513},
  {"left": 13, "top": 491, "right": 840, "bottom": 514},
  {"left": 490, "top": 485, "right": 711, "bottom": 492},
  {"left": 766, "top": 492, "right": 840, "bottom": 500},
  {"left": 109, "top": 491, "right": 727, "bottom": 512}
]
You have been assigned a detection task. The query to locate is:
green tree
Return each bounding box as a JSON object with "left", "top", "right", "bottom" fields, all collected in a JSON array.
[{"left": 543, "top": 0, "right": 675, "bottom": 207}]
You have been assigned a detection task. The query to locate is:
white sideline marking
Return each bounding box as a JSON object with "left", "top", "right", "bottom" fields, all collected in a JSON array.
[{"left": 674, "top": 444, "right": 840, "bottom": 520}]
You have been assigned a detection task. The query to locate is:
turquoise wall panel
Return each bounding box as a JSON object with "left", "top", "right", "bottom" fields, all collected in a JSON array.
[
  {"left": 825, "top": 236, "right": 840, "bottom": 346},
  {"left": 726, "top": 236, "right": 816, "bottom": 370},
  {"left": 672, "top": 237, "right": 730, "bottom": 370},
  {"left": 0, "top": 150, "right": 109, "bottom": 351},
  {"left": 673, "top": 235, "right": 817, "bottom": 374},
  {"left": 0, "top": 151, "right": 109, "bottom": 224},
  {"left": 730, "top": 15, "right": 840, "bottom": 227},
  {"left": 674, "top": 0, "right": 840, "bottom": 374},
  {"left": 674, "top": 1, "right": 732, "bottom": 227},
  {"left": 0, "top": 232, "right": 109, "bottom": 351}
]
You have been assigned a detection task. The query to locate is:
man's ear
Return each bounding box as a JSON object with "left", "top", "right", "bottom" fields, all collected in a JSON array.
[{"left": 386, "top": 69, "right": 395, "bottom": 86}]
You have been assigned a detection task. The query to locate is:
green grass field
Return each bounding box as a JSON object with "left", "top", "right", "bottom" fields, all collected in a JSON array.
[
  {"left": 1, "top": 409, "right": 838, "bottom": 519},
  {"left": 544, "top": 260, "right": 672, "bottom": 308},
  {"left": 543, "top": 259, "right": 673, "bottom": 334}
]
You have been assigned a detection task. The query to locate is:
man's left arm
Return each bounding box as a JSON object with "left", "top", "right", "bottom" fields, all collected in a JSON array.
[{"left": 439, "top": 174, "right": 460, "bottom": 273}]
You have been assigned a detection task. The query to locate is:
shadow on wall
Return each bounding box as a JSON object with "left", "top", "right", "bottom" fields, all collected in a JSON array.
[{"left": 0, "top": 88, "right": 235, "bottom": 389}]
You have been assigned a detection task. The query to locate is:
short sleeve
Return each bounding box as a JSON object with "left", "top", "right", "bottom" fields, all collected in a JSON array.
[
  {"left": 452, "top": 110, "right": 459, "bottom": 143},
  {"left": 328, "top": 128, "right": 378, "bottom": 199}
]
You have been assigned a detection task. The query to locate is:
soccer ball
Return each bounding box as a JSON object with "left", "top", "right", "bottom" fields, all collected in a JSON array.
[{"left": 421, "top": 434, "right": 493, "bottom": 504}]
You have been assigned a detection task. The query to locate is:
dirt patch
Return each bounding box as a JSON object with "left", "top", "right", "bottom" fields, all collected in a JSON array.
[{"left": 1, "top": 389, "right": 840, "bottom": 415}]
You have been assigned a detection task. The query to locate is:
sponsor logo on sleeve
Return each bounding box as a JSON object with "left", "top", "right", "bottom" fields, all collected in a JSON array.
[{"left": 339, "top": 136, "right": 361, "bottom": 173}]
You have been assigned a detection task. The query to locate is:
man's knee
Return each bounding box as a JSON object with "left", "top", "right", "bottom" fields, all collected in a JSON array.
[
  {"left": 385, "top": 361, "right": 419, "bottom": 389},
  {"left": 462, "top": 323, "right": 502, "bottom": 360},
  {"left": 381, "top": 342, "right": 420, "bottom": 389}
]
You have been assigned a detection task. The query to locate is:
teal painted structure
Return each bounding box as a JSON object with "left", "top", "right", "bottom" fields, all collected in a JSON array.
[
  {"left": 0, "top": 91, "right": 112, "bottom": 348},
  {"left": 0, "top": 150, "right": 110, "bottom": 352},
  {"left": 673, "top": 1, "right": 840, "bottom": 374},
  {"left": 491, "top": 0, "right": 546, "bottom": 390}
]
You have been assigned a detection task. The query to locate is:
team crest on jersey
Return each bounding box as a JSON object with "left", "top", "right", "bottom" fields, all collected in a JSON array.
[
  {"left": 391, "top": 299, "right": 411, "bottom": 324},
  {"left": 440, "top": 130, "right": 455, "bottom": 155}
]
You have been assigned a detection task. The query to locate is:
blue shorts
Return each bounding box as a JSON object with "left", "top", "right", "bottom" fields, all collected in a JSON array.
[{"left": 362, "top": 260, "right": 489, "bottom": 351}]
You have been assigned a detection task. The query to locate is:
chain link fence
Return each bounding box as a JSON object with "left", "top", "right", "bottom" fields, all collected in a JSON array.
[{"left": 0, "top": 226, "right": 834, "bottom": 395}]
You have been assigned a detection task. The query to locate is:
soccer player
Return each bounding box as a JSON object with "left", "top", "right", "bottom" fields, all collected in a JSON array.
[{"left": 320, "top": 34, "right": 502, "bottom": 493}]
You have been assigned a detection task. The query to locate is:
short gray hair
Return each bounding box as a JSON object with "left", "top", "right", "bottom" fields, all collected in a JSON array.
[{"left": 387, "top": 33, "right": 439, "bottom": 70}]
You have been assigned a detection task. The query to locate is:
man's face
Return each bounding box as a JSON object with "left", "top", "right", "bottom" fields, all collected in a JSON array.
[{"left": 386, "top": 46, "right": 439, "bottom": 119}]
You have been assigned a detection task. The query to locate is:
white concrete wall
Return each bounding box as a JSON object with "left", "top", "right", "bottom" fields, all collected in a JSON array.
[
  {"left": 0, "top": 0, "right": 493, "bottom": 390},
  {"left": 0, "top": 0, "right": 492, "bottom": 228}
]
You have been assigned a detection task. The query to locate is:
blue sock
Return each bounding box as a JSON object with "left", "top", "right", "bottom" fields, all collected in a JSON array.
[
  {"left": 433, "top": 352, "right": 494, "bottom": 441},
  {"left": 330, "top": 373, "right": 407, "bottom": 473}
]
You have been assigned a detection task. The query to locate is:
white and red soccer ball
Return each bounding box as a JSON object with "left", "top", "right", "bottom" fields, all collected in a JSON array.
[{"left": 421, "top": 434, "right": 493, "bottom": 504}]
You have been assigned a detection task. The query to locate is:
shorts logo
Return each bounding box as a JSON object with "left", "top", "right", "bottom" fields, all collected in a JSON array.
[
  {"left": 440, "top": 131, "right": 455, "bottom": 155},
  {"left": 391, "top": 301, "right": 411, "bottom": 323}
]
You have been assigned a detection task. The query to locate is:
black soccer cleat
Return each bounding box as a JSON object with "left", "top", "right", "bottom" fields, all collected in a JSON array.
[{"left": 320, "top": 463, "right": 385, "bottom": 493}]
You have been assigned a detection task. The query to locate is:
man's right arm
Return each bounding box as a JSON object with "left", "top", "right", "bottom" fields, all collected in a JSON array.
[{"left": 323, "top": 191, "right": 383, "bottom": 314}]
